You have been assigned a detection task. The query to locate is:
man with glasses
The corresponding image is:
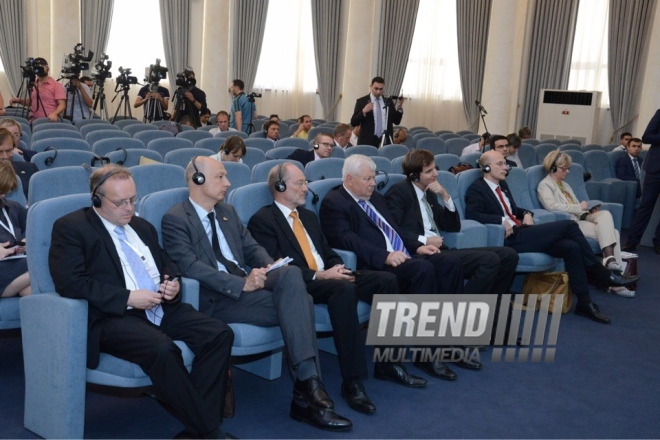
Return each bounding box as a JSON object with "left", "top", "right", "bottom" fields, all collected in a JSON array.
[
  {"left": 490, "top": 135, "right": 518, "bottom": 168},
  {"left": 10, "top": 57, "right": 66, "bottom": 122},
  {"left": 248, "top": 162, "right": 400, "bottom": 415},
  {"left": 49, "top": 164, "right": 235, "bottom": 439},
  {"left": 465, "top": 150, "right": 639, "bottom": 325},
  {"left": 286, "top": 132, "right": 335, "bottom": 166},
  {"left": 162, "top": 156, "right": 352, "bottom": 432}
]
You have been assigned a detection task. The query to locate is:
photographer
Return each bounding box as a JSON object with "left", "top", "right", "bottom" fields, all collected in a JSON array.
[
  {"left": 65, "top": 77, "right": 94, "bottom": 122},
  {"left": 10, "top": 58, "right": 66, "bottom": 122},
  {"left": 171, "top": 67, "right": 207, "bottom": 128},
  {"left": 135, "top": 85, "right": 169, "bottom": 122},
  {"left": 229, "top": 79, "right": 257, "bottom": 133}
]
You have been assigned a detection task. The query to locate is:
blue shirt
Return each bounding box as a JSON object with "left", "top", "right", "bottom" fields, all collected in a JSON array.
[{"left": 230, "top": 93, "right": 255, "bottom": 132}]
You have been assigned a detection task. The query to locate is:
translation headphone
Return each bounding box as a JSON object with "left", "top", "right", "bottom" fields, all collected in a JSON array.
[
  {"left": 376, "top": 170, "right": 389, "bottom": 191},
  {"left": 308, "top": 187, "right": 320, "bottom": 205},
  {"left": 222, "top": 140, "right": 232, "bottom": 155},
  {"left": 115, "top": 147, "right": 128, "bottom": 166},
  {"left": 44, "top": 146, "right": 57, "bottom": 166},
  {"left": 91, "top": 154, "right": 110, "bottom": 167},
  {"left": 274, "top": 162, "right": 287, "bottom": 192},
  {"left": 91, "top": 169, "right": 122, "bottom": 208},
  {"left": 550, "top": 152, "right": 563, "bottom": 173},
  {"left": 191, "top": 156, "right": 206, "bottom": 185},
  {"left": 479, "top": 161, "right": 491, "bottom": 173},
  {"left": 313, "top": 143, "right": 319, "bottom": 150}
]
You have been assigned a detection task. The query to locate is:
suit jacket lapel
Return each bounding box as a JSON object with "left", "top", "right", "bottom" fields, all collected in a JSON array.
[
  {"left": 405, "top": 181, "right": 425, "bottom": 232},
  {"left": 85, "top": 208, "right": 123, "bottom": 277},
  {"left": 183, "top": 199, "right": 217, "bottom": 265},
  {"left": 214, "top": 203, "right": 244, "bottom": 266},
  {"left": 481, "top": 179, "right": 505, "bottom": 216}
]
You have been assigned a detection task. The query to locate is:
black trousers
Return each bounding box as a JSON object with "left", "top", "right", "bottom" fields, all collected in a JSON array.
[
  {"left": 99, "top": 302, "right": 233, "bottom": 435},
  {"left": 627, "top": 171, "right": 660, "bottom": 247},
  {"left": 306, "top": 270, "right": 398, "bottom": 380},
  {"left": 382, "top": 252, "right": 464, "bottom": 295},
  {"left": 504, "top": 220, "right": 601, "bottom": 301},
  {"left": 445, "top": 246, "right": 519, "bottom": 296}
]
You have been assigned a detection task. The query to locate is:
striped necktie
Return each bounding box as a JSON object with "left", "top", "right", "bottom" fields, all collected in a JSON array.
[{"left": 358, "top": 200, "right": 410, "bottom": 256}]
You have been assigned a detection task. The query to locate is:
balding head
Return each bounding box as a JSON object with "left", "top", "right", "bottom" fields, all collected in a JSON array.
[{"left": 185, "top": 156, "right": 232, "bottom": 210}]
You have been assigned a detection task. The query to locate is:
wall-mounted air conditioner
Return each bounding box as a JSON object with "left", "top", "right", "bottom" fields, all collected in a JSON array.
[{"left": 537, "top": 89, "right": 601, "bottom": 144}]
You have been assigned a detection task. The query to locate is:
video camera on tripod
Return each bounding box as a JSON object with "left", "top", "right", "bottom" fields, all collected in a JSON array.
[
  {"left": 116, "top": 67, "right": 138, "bottom": 88},
  {"left": 61, "top": 43, "right": 94, "bottom": 79},
  {"left": 92, "top": 53, "right": 112, "bottom": 86},
  {"left": 175, "top": 68, "right": 196, "bottom": 89},
  {"left": 145, "top": 58, "right": 168, "bottom": 92},
  {"left": 20, "top": 58, "right": 46, "bottom": 85},
  {"left": 246, "top": 92, "right": 262, "bottom": 103}
]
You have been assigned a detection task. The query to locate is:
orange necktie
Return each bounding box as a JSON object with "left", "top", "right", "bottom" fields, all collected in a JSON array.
[{"left": 290, "top": 211, "right": 318, "bottom": 271}]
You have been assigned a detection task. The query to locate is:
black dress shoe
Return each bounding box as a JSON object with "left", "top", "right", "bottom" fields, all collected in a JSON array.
[
  {"left": 341, "top": 380, "right": 376, "bottom": 414},
  {"left": 290, "top": 400, "right": 353, "bottom": 431},
  {"left": 293, "top": 376, "right": 334, "bottom": 409},
  {"left": 622, "top": 243, "right": 637, "bottom": 252},
  {"left": 575, "top": 302, "right": 611, "bottom": 324},
  {"left": 414, "top": 360, "right": 458, "bottom": 381},
  {"left": 374, "top": 362, "right": 427, "bottom": 388},
  {"left": 608, "top": 271, "right": 639, "bottom": 287},
  {"left": 453, "top": 358, "right": 482, "bottom": 370}
]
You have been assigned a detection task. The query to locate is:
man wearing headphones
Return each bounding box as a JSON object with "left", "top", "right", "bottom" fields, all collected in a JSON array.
[
  {"left": 49, "top": 165, "right": 234, "bottom": 439},
  {"left": 320, "top": 155, "right": 467, "bottom": 382},
  {"left": 209, "top": 136, "right": 246, "bottom": 163},
  {"left": 465, "top": 150, "right": 639, "bottom": 324},
  {"left": 263, "top": 120, "right": 280, "bottom": 142},
  {"left": 286, "top": 132, "right": 334, "bottom": 167},
  {"left": 162, "top": 156, "right": 352, "bottom": 432},
  {"left": 248, "top": 162, "right": 403, "bottom": 415}
]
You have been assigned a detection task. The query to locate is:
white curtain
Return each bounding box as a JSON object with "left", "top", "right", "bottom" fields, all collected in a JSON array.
[
  {"left": 568, "top": 0, "right": 610, "bottom": 107},
  {"left": 253, "top": 0, "right": 318, "bottom": 119},
  {"left": 400, "top": 0, "right": 465, "bottom": 132}
]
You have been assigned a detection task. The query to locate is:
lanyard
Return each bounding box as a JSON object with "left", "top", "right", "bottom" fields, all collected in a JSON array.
[{"left": 0, "top": 208, "right": 16, "bottom": 239}]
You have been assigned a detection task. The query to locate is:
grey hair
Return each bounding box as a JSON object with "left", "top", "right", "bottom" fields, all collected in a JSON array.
[{"left": 342, "top": 154, "right": 376, "bottom": 180}]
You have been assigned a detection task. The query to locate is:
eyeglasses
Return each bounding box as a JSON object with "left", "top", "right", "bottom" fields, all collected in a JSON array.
[
  {"left": 287, "top": 180, "right": 309, "bottom": 188},
  {"left": 99, "top": 194, "right": 139, "bottom": 209},
  {"left": 557, "top": 166, "right": 570, "bottom": 172}
]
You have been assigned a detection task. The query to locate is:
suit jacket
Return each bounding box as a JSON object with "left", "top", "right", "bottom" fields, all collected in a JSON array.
[
  {"left": 465, "top": 178, "right": 528, "bottom": 225},
  {"left": 286, "top": 149, "right": 315, "bottom": 167},
  {"left": 319, "top": 185, "right": 418, "bottom": 270},
  {"left": 537, "top": 175, "right": 585, "bottom": 221},
  {"left": 384, "top": 179, "right": 460, "bottom": 250},
  {"left": 11, "top": 160, "right": 38, "bottom": 198},
  {"left": 49, "top": 208, "right": 180, "bottom": 368},
  {"left": 615, "top": 154, "right": 643, "bottom": 197},
  {"left": 642, "top": 109, "right": 660, "bottom": 174},
  {"left": 350, "top": 94, "right": 403, "bottom": 147},
  {"left": 247, "top": 203, "right": 343, "bottom": 282},
  {"left": 506, "top": 159, "right": 517, "bottom": 168},
  {"left": 162, "top": 199, "right": 273, "bottom": 306},
  {"left": 0, "top": 198, "right": 27, "bottom": 244}
]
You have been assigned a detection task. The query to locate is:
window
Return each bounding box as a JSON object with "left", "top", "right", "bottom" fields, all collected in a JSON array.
[
  {"left": 568, "top": 0, "right": 609, "bottom": 107},
  {"left": 400, "top": 0, "right": 464, "bottom": 130}
]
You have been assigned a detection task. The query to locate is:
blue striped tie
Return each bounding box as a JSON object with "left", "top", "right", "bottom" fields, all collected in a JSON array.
[
  {"left": 358, "top": 200, "right": 410, "bottom": 256},
  {"left": 115, "top": 226, "right": 162, "bottom": 325}
]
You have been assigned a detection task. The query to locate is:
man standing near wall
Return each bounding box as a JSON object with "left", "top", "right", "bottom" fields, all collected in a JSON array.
[{"left": 351, "top": 77, "right": 404, "bottom": 148}]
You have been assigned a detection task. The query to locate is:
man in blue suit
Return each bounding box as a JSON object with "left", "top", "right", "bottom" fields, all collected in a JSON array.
[{"left": 615, "top": 137, "right": 644, "bottom": 198}]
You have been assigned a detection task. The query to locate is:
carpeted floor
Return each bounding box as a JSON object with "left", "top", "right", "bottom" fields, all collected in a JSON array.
[{"left": 1, "top": 245, "right": 658, "bottom": 439}]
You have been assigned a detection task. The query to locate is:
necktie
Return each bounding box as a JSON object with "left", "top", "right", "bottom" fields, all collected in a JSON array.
[
  {"left": 495, "top": 187, "right": 522, "bottom": 226},
  {"left": 374, "top": 98, "right": 383, "bottom": 137},
  {"left": 114, "top": 226, "right": 162, "bottom": 325},
  {"left": 207, "top": 212, "right": 246, "bottom": 277},
  {"left": 289, "top": 211, "right": 318, "bottom": 271},
  {"left": 358, "top": 200, "right": 410, "bottom": 256},
  {"left": 633, "top": 158, "right": 641, "bottom": 180},
  {"left": 422, "top": 194, "right": 439, "bottom": 233}
]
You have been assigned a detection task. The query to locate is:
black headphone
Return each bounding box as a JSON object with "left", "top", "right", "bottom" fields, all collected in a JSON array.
[
  {"left": 115, "top": 147, "right": 128, "bottom": 166},
  {"left": 376, "top": 170, "right": 389, "bottom": 190},
  {"left": 479, "top": 160, "right": 491, "bottom": 173},
  {"left": 44, "top": 146, "right": 57, "bottom": 166},
  {"left": 222, "top": 140, "right": 231, "bottom": 155},
  {"left": 91, "top": 155, "right": 110, "bottom": 167},
  {"left": 312, "top": 143, "right": 319, "bottom": 150},
  {"left": 191, "top": 156, "right": 205, "bottom": 185},
  {"left": 91, "top": 169, "right": 122, "bottom": 208},
  {"left": 274, "top": 162, "right": 287, "bottom": 192},
  {"left": 308, "top": 187, "right": 320, "bottom": 205},
  {"left": 550, "top": 152, "right": 563, "bottom": 173}
]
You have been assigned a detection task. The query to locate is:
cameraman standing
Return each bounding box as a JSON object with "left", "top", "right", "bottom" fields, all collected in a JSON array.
[
  {"left": 10, "top": 58, "right": 66, "bottom": 122},
  {"left": 229, "top": 79, "right": 256, "bottom": 133},
  {"left": 171, "top": 68, "right": 207, "bottom": 127},
  {"left": 135, "top": 85, "right": 169, "bottom": 122}
]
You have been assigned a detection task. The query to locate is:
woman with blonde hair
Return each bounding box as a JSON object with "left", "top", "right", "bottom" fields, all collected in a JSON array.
[
  {"left": 0, "top": 160, "right": 30, "bottom": 297},
  {"left": 537, "top": 150, "right": 633, "bottom": 297}
]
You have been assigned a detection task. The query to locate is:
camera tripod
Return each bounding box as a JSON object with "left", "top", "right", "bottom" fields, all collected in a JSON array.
[
  {"left": 172, "top": 87, "right": 199, "bottom": 126},
  {"left": 143, "top": 83, "right": 165, "bottom": 123},
  {"left": 92, "top": 80, "right": 109, "bottom": 121},
  {"left": 62, "top": 79, "right": 91, "bottom": 122},
  {"left": 14, "top": 76, "right": 46, "bottom": 120},
  {"left": 111, "top": 84, "right": 133, "bottom": 123}
]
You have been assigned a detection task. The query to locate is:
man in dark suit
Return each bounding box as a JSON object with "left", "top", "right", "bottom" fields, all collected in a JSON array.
[
  {"left": 615, "top": 137, "right": 644, "bottom": 198},
  {"left": 491, "top": 135, "right": 518, "bottom": 168},
  {"left": 350, "top": 76, "right": 404, "bottom": 147},
  {"left": 248, "top": 162, "right": 414, "bottom": 414},
  {"left": 385, "top": 149, "right": 518, "bottom": 299},
  {"left": 286, "top": 132, "right": 335, "bottom": 167},
  {"left": 0, "top": 128, "right": 38, "bottom": 199},
  {"left": 161, "top": 156, "right": 351, "bottom": 431},
  {"left": 624, "top": 111, "right": 660, "bottom": 253},
  {"left": 49, "top": 165, "right": 234, "bottom": 439},
  {"left": 320, "top": 154, "right": 468, "bottom": 382},
  {"left": 465, "top": 151, "right": 639, "bottom": 324}
]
